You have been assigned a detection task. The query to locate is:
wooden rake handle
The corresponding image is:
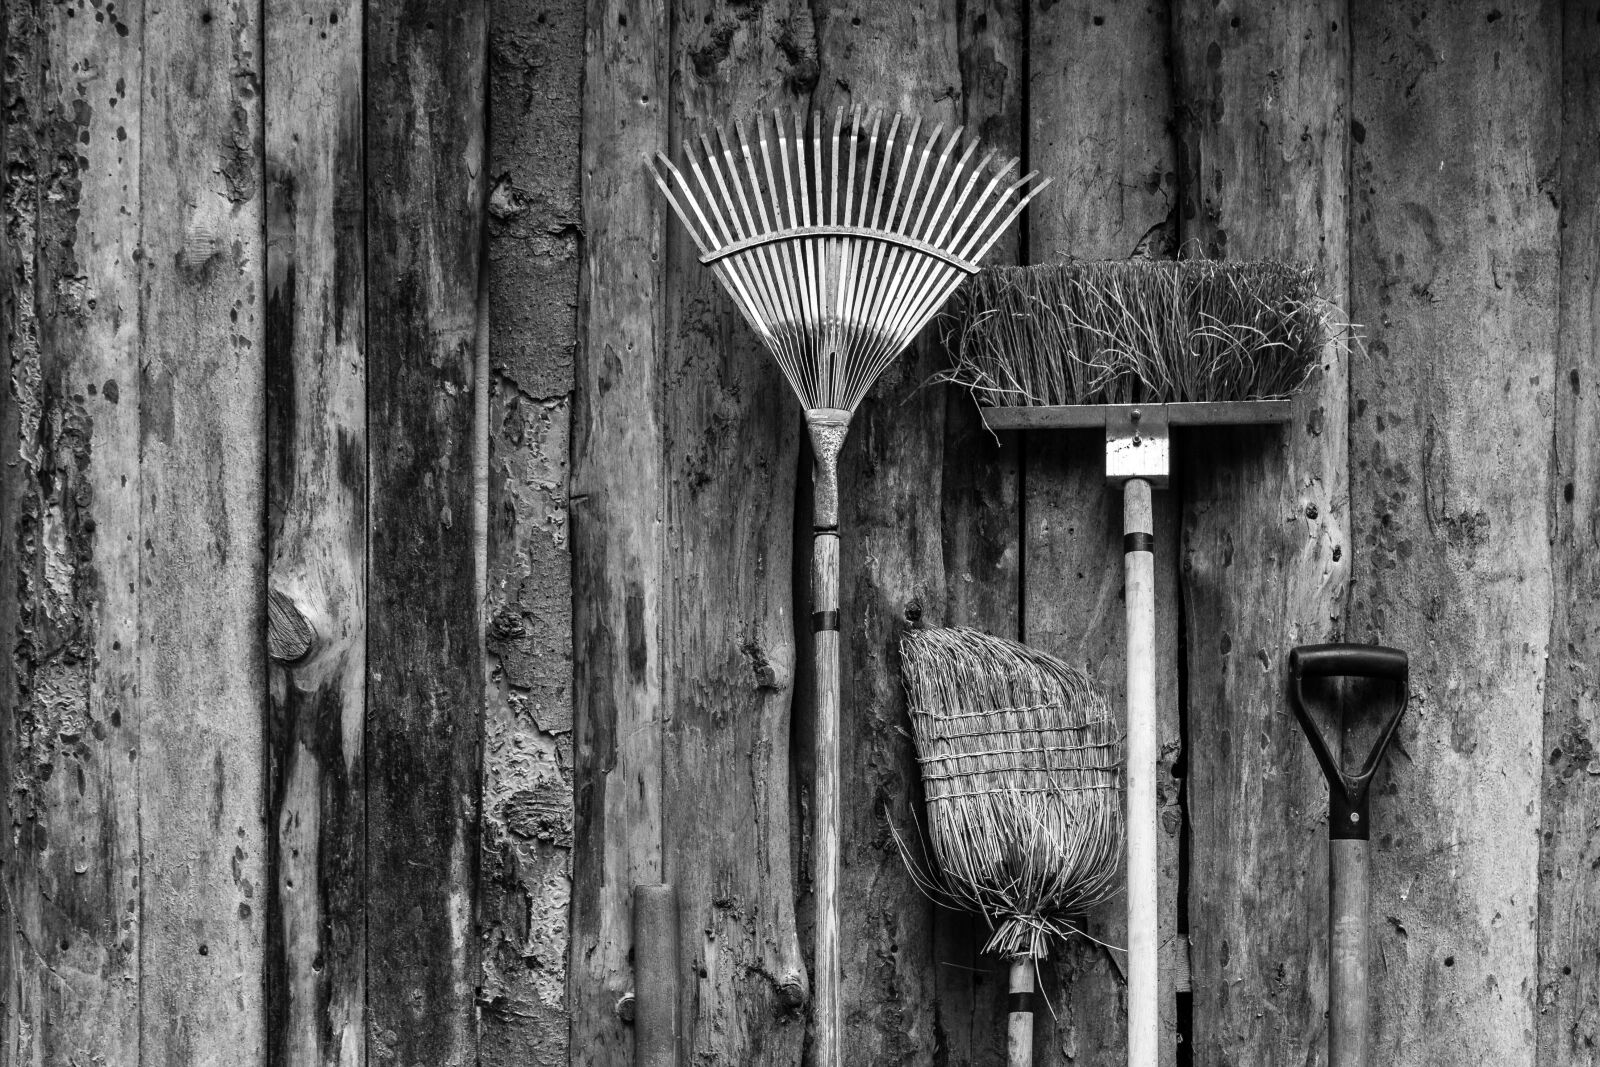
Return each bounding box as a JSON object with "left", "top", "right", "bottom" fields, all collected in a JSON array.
[{"left": 807, "top": 409, "right": 849, "bottom": 1067}]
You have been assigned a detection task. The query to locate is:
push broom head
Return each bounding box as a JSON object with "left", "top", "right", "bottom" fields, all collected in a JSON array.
[
  {"left": 944, "top": 259, "right": 1329, "bottom": 408},
  {"left": 650, "top": 107, "right": 1050, "bottom": 418},
  {"left": 898, "top": 626, "right": 1124, "bottom": 961}
]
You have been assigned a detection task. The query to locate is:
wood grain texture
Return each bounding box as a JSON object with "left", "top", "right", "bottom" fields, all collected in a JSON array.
[
  {"left": 935, "top": 3, "right": 1025, "bottom": 1062},
  {"left": 479, "top": 2, "right": 582, "bottom": 1062},
  {"left": 1172, "top": 3, "right": 1351, "bottom": 1062},
  {"left": 364, "top": 3, "right": 488, "bottom": 1064},
  {"left": 1349, "top": 2, "right": 1559, "bottom": 1063},
  {"left": 570, "top": 0, "right": 668, "bottom": 1062},
  {"left": 1, "top": 1, "right": 143, "bottom": 1061},
  {"left": 137, "top": 0, "right": 269, "bottom": 1062},
  {"left": 1538, "top": 4, "right": 1600, "bottom": 1060},
  {"left": 1023, "top": 2, "right": 1180, "bottom": 1062},
  {"left": 808, "top": 3, "right": 957, "bottom": 1061},
  {"left": 264, "top": 0, "right": 365, "bottom": 1062},
  {"left": 657, "top": 4, "right": 811, "bottom": 1061}
]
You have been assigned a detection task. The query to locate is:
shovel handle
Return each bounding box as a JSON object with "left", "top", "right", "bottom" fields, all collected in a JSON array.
[{"left": 1329, "top": 838, "right": 1370, "bottom": 1067}]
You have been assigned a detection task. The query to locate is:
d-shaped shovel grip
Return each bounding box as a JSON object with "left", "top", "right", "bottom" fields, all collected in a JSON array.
[{"left": 1288, "top": 644, "right": 1408, "bottom": 840}]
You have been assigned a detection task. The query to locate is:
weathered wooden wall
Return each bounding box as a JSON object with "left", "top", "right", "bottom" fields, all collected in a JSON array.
[{"left": 3, "top": 2, "right": 1598, "bottom": 1066}]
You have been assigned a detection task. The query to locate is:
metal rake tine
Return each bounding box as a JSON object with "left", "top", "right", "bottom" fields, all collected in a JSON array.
[
  {"left": 946, "top": 155, "right": 1021, "bottom": 260},
  {"left": 829, "top": 104, "right": 845, "bottom": 227},
  {"left": 896, "top": 119, "right": 945, "bottom": 236},
  {"left": 907, "top": 124, "right": 965, "bottom": 241},
  {"left": 650, "top": 152, "right": 715, "bottom": 256},
  {"left": 921, "top": 133, "right": 979, "bottom": 247},
  {"left": 963, "top": 171, "right": 1051, "bottom": 264},
  {"left": 842, "top": 104, "right": 863, "bottom": 230}
]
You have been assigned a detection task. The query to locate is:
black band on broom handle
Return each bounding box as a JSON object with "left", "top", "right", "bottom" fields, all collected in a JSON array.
[{"left": 808, "top": 409, "right": 848, "bottom": 1067}]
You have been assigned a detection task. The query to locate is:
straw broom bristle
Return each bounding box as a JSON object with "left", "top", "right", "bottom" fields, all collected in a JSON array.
[
  {"left": 650, "top": 107, "right": 1050, "bottom": 415},
  {"left": 942, "top": 260, "right": 1336, "bottom": 407},
  {"left": 898, "top": 627, "right": 1125, "bottom": 961}
]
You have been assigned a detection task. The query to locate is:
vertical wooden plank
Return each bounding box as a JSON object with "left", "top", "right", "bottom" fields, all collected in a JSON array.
[
  {"left": 658, "top": 3, "right": 808, "bottom": 1064},
  {"left": 1348, "top": 3, "right": 1557, "bottom": 1064},
  {"left": 364, "top": 2, "right": 487, "bottom": 1064},
  {"left": 570, "top": 0, "right": 666, "bottom": 1061},
  {"left": 1172, "top": 4, "right": 1351, "bottom": 1064},
  {"left": 264, "top": 0, "right": 365, "bottom": 1063},
  {"left": 1538, "top": 3, "right": 1600, "bottom": 1060},
  {"left": 934, "top": 3, "right": 1025, "bottom": 1062},
  {"left": 138, "top": 0, "right": 268, "bottom": 1061},
  {"left": 806, "top": 5, "right": 956, "bottom": 1061},
  {"left": 0, "top": 0, "right": 142, "bottom": 1061},
  {"left": 1023, "top": 3, "right": 1180, "bottom": 1063},
  {"left": 479, "top": 2, "right": 582, "bottom": 1063}
]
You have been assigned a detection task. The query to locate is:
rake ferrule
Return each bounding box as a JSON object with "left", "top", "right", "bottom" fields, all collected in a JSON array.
[{"left": 806, "top": 408, "right": 850, "bottom": 530}]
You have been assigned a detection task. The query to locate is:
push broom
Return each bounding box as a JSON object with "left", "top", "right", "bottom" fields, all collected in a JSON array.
[
  {"left": 898, "top": 626, "right": 1125, "bottom": 1067},
  {"left": 650, "top": 107, "right": 1047, "bottom": 1066},
  {"left": 945, "top": 260, "right": 1333, "bottom": 1066}
]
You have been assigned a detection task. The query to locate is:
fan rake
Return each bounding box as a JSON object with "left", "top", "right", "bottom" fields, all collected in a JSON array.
[{"left": 651, "top": 106, "right": 1048, "bottom": 1066}]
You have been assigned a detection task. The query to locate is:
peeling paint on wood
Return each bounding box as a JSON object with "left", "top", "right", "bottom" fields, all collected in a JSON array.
[
  {"left": 1350, "top": 3, "right": 1558, "bottom": 1062},
  {"left": 1173, "top": 3, "right": 1352, "bottom": 1063},
  {"left": 479, "top": 2, "right": 581, "bottom": 1062}
]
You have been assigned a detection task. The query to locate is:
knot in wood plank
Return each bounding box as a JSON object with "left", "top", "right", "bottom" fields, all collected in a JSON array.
[{"left": 267, "top": 586, "right": 315, "bottom": 662}]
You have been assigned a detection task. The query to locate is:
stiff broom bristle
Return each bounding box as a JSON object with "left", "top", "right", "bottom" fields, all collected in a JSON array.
[
  {"left": 898, "top": 627, "right": 1125, "bottom": 961},
  {"left": 943, "top": 260, "right": 1333, "bottom": 408},
  {"left": 650, "top": 107, "right": 1050, "bottom": 414}
]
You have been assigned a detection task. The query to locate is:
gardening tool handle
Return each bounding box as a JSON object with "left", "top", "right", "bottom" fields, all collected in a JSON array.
[
  {"left": 1290, "top": 644, "right": 1407, "bottom": 682},
  {"left": 1288, "top": 643, "right": 1408, "bottom": 840},
  {"left": 807, "top": 409, "right": 848, "bottom": 1067},
  {"left": 1123, "top": 478, "right": 1159, "bottom": 1067},
  {"left": 1328, "top": 838, "right": 1370, "bottom": 1067},
  {"left": 1008, "top": 958, "right": 1035, "bottom": 1067}
]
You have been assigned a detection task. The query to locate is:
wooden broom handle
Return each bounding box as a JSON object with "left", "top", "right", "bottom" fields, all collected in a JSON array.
[
  {"left": 808, "top": 410, "right": 848, "bottom": 1067},
  {"left": 1008, "top": 958, "right": 1035, "bottom": 1067},
  {"left": 1123, "top": 477, "right": 1159, "bottom": 1067}
]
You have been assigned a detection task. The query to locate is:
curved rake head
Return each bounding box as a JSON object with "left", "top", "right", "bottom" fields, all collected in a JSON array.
[{"left": 651, "top": 106, "right": 1049, "bottom": 416}]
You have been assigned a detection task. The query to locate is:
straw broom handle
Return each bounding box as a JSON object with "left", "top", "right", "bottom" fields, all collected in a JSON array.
[
  {"left": 808, "top": 408, "right": 849, "bottom": 1067},
  {"left": 1007, "top": 958, "right": 1035, "bottom": 1067},
  {"left": 1123, "top": 478, "right": 1159, "bottom": 1067},
  {"left": 1329, "top": 837, "right": 1370, "bottom": 1067}
]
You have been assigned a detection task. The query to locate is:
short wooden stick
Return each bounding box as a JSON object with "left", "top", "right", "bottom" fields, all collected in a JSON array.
[
  {"left": 1123, "top": 477, "right": 1159, "bottom": 1067},
  {"left": 1329, "top": 837, "right": 1370, "bottom": 1067},
  {"left": 633, "top": 884, "right": 679, "bottom": 1067},
  {"left": 1007, "top": 957, "right": 1036, "bottom": 1067}
]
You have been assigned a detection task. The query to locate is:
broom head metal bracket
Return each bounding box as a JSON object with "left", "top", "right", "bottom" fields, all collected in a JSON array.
[{"left": 1105, "top": 405, "right": 1170, "bottom": 487}]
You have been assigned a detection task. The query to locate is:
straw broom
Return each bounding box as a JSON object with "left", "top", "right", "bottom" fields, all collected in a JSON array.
[
  {"left": 650, "top": 107, "right": 1048, "bottom": 1067},
  {"left": 898, "top": 626, "right": 1124, "bottom": 1067},
  {"left": 944, "top": 259, "right": 1336, "bottom": 1067}
]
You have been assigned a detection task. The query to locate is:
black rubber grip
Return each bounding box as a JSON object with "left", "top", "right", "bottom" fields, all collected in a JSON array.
[
  {"left": 1007, "top": 991, "right": 1034, "bottom": 1015},
  {"left": 1289, "top": 643, "right": 1408, "bottom": 682},
  {"left": 1124, "top": 531, "right": 1154, "bottom": 554},
  {"left": 812, "top": 610, "right": 839, "bottom": 632}
]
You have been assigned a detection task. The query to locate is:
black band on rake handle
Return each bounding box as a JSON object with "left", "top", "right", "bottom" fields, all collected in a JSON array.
[
  {"left": 1288, "top": 643, "right": 1409, "bottom": 841},
  {"left": 812, "top": 610, "right": 840, "bottom": 633},
  {"left": 1007, "top": 991, "right": 1034, "bottom": 1014},
  {"left": 1123, "top": 531, "right": 1154, "bottom": 554}
]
